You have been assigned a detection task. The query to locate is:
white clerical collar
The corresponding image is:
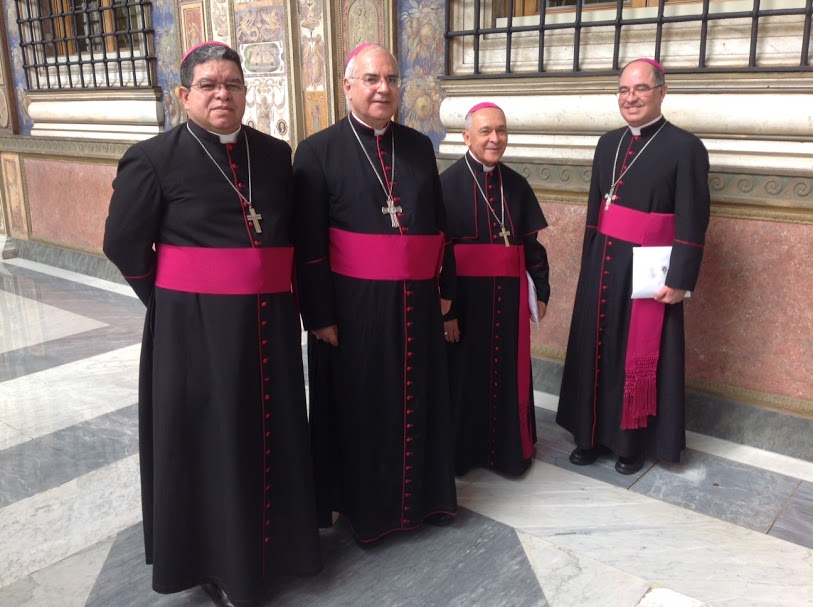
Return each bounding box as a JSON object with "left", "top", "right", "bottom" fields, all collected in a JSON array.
[
  {"left": 207, "top": 127, "right": 241, "bottom": 143},
  {"left": 628, "top": 115, "right": 663, "bottom": 136},
  {"left": 351, "top": 112, "right": 389, "bottom": 137},
  {"left": 467, "top": 150, "right": 496, "bottom": 173}
]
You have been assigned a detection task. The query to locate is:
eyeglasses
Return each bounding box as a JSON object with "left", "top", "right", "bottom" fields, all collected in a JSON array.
[
  {"left": 189, "top": 80, "right": 247, "bottom": 94},
  {"left": 616, "top": 84, "right": 662, "bottom": 97},
  {"left": 352, "top": 75, "right": 401, "bottom": 88}
]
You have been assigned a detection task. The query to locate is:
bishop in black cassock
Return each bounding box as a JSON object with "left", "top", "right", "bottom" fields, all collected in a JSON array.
[
  {"left": 292, "top": 43, "right": 457, "bottom": 543},
  {"left": 441, "top": 102, "right": 550, "bottom": 476},
  {"left": 103, "top": 43, "right": 321, "bottom": 606},
  {"left": 556, "top": 59, "right": 710, "bottom": 474}
]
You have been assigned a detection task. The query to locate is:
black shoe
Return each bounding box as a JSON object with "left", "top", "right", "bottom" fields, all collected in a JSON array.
[
  {"left": 203, "top": 583, "right": 237, "bottom": 607},
  {"left": 615, "top": 454, "right": 645, "bottom": 475},
  {"left": 425, "top": 512, "right": 455, "bottom": 526},
  {"left": 569, "top": 445, "right": 608, "bottom": 466}
]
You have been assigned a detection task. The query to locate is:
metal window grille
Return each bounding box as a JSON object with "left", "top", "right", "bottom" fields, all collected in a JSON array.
[
  {"left": 15, "top": 0, "right": 155, "bottom": 89},
  {"left": 445, "top": 0, "right": 813, "bottom": 78}
]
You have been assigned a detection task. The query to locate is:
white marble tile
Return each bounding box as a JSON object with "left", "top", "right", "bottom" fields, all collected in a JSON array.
[
  {"left": 686, "top": 430, "right": 813, "bottom": 484},
  {"left": 534, "top": 390, "right": 558, "bottom": 413},
  {"left": 457, "top": 464, "right": 813, "bottom": 607},
  {"left": 636, "top": 588, "right": 707, "bottom": 607},
  {"left": 0, "top": 537, "right": 115, "bottom": 606},
  {"left": 0, "top": 420, "right": 27, "bottom": 452},
  {"left": 0, "top": 290, "right": 108, "bottom": 354},
  {"left": 517, "top": 530, "right": 650, "bottom": 607},
  {"left": 0, "top": 455, "right": 141, "bottom": 589},
  {"left": 1, "top": 258, "right": 136, "bottom": 298},
  {"left": 0, "top": 345, "right": 140, "bottom": 450}
]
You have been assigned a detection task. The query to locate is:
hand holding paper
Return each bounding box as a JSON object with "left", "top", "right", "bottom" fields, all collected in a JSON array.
[{"left": 631, "top": 246, "right": 691, "bottom": 301}]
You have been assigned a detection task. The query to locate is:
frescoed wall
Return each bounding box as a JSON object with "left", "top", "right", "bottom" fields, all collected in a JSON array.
[
  {"left": 298, "top": 0, "right": 331, "bottom": 136},
  {"left": 235, "top": 0, "right": 292, "bottom": 140},
  {"left": 397, "top": 0, "right": 446, "bottom": 150}
]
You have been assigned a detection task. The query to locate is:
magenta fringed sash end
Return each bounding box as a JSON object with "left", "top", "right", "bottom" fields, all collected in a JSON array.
[
  {"left": 598, "top": 204, "right": 675, "bottom": 431},
  {"left": 622, "top": 353, "right": 660, "bottom": 429}
]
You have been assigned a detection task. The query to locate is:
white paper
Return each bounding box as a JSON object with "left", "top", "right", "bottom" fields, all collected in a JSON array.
[
  {"left": 527, "top": 271, "right": 539, "bottom": 327},
  {"left": 631, "top": 246, "right": 671, "bottom": 299}
]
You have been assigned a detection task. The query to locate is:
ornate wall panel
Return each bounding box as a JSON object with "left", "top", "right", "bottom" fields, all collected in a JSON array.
[
  {"left": 0, "top": 3, "right": 17, "bottom": 134},
  {"left": 296, "top": 0, "right": 334, "bottom": 136},
  {"left": 235, "top": 0, "right": 292, "bottom": 140},
  {"left": 0, "top": 153, "right": 27, "bottom": 239},
  {"left": 397, "top": 0, "right": 446, "bottom": 150},
  {"left": 334, "top": 0, "right": 394, "bottom": 117}
]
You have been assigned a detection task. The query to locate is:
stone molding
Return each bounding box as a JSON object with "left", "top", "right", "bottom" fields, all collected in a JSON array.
[
  {"left": 437, "top": 154, "right": 813, "bottom": 224},
  {"left": 0, "top": 135, "right": 130, "bottom": 161}
]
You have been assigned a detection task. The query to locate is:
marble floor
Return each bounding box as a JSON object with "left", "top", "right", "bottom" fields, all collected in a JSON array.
[{"left": 0, "top": 257, "right": 811, "bottom": 607}]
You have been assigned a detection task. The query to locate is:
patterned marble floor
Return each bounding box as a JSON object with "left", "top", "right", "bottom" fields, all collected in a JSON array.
[{"left": 0, "top": 258, "right": 811, "bottom": 607}]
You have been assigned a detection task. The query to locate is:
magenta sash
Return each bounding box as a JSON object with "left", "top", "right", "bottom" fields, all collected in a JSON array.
[
  {"left": 455, "top": 244, "right": 534, "bottom": 459},
  {"left": 329, "top": 227, "right": 444, "bottom": 280},
  {"left": 598, "top": 205, "right": 675, "bottom": 430},
  {"left": 155, "top": 245, "right": 293, "bottom": 295}
]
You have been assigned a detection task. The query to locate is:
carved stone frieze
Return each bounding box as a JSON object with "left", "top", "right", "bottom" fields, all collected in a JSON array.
[
  {"left": 438, "top": 153, "right": 813, "bottom": 224},
  {"left": 0, "top": 136, "right": 131, "bottom": 161}
]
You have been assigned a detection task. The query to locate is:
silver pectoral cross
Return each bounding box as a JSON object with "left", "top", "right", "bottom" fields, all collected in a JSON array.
[
  {"left": 604, "top": 186, "right": 617, "bottom": 211},
  {"left": 246, "top": 206, "right": 263, "bottom": 234},
  {"left": 381, "top": 198, "right": 403, "bottom": 228}
]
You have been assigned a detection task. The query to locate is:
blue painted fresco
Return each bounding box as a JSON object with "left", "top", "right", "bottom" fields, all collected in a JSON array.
[{"left": 397, "top": 0, "right": 446, "bottom": 151}]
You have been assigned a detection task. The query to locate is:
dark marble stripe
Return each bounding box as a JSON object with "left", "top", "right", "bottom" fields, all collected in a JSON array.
[
  {"left": 532, "top": 358, "right": 813, "bottom": 463},
  {"left": 0, "top": 266, "right": 144, "bottom": 381},
  {"left": 768, "top": 480, "right": 813, "bottom": 549},
  {"left": 531, "top": 357, "right": 562, "bottom": 396},
  {"left": 631, "top": 449, "right": 800, "bottom": 533},
  {"left": 685, "top": 392, "right": 813, "bottom": 462},
  {"left": 85, "top": 523, "right": 214, "bottom": 607},
  {"left": 0, "top": 405, "right": 138, "bottom": 508},
  {"left": 88, "top": 509, "right": 546, "bottom": 607},
  {"left": 11, "top": 240, "right": 126, "bottom": 284},
  {"left": 533, "top": 407, "right": 652, "bottom": 489},
  {"left": 268, "top": 509, "right": 547, "bottom": 607}
]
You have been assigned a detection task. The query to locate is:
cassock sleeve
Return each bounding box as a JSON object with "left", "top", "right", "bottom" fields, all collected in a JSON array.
[
  {"left": 514, "top": 173, "right": 551, "bottom": 304},
  {"left": 103, "top": 144, "right": 163, "bottom": 306},
  {"left": 292, "top": 138, "right": 337, "bottom": 330},
  {"left": 434, "top": 157, "right": 456, "bottom": 303},
  {"left": 667, "top": 135, "right": 710, "bottom": 291}
]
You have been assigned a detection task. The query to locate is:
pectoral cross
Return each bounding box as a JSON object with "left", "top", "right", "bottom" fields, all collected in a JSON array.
[
  {"left": 604, "top": 186, "right": 617, "bottom": 211},
  {"left": 499, "top": 226, "right": 511, "bottom": 247},
  {"left": 246, "top": 206, "right": 263, "bottom": 234},
  {"left": 381, "top": 198, "right": 403, "bottom": 228}
]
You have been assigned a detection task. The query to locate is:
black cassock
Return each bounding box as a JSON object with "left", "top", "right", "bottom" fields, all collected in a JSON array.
[
  {"left": 292, "top": 115, "right": 457, "bottom": 543},
  {"left": 556, "top": 117, "right": 710, "bottom": 462},
  {"left": 441, "top": 154, "right": 550, "bottom": 476},
  {"left": 104, "top": 120, "right": 321, "bottom": 605}
]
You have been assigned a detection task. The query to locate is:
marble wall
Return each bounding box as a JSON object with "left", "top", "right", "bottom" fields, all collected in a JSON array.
[
  {"left": 526, "top": 195, "right": 813, "bottom": 415},
  {"left": 23, "top": 159, "right": 116, "bottom": 252}
]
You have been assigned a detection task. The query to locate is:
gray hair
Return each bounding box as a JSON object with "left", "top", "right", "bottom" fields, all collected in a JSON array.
[
  {"left": 344, "top": 43, "right": 391, "bottom": 80},
  {"left": 180, "top": 43, "right": 243, "bottom": 88}
]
